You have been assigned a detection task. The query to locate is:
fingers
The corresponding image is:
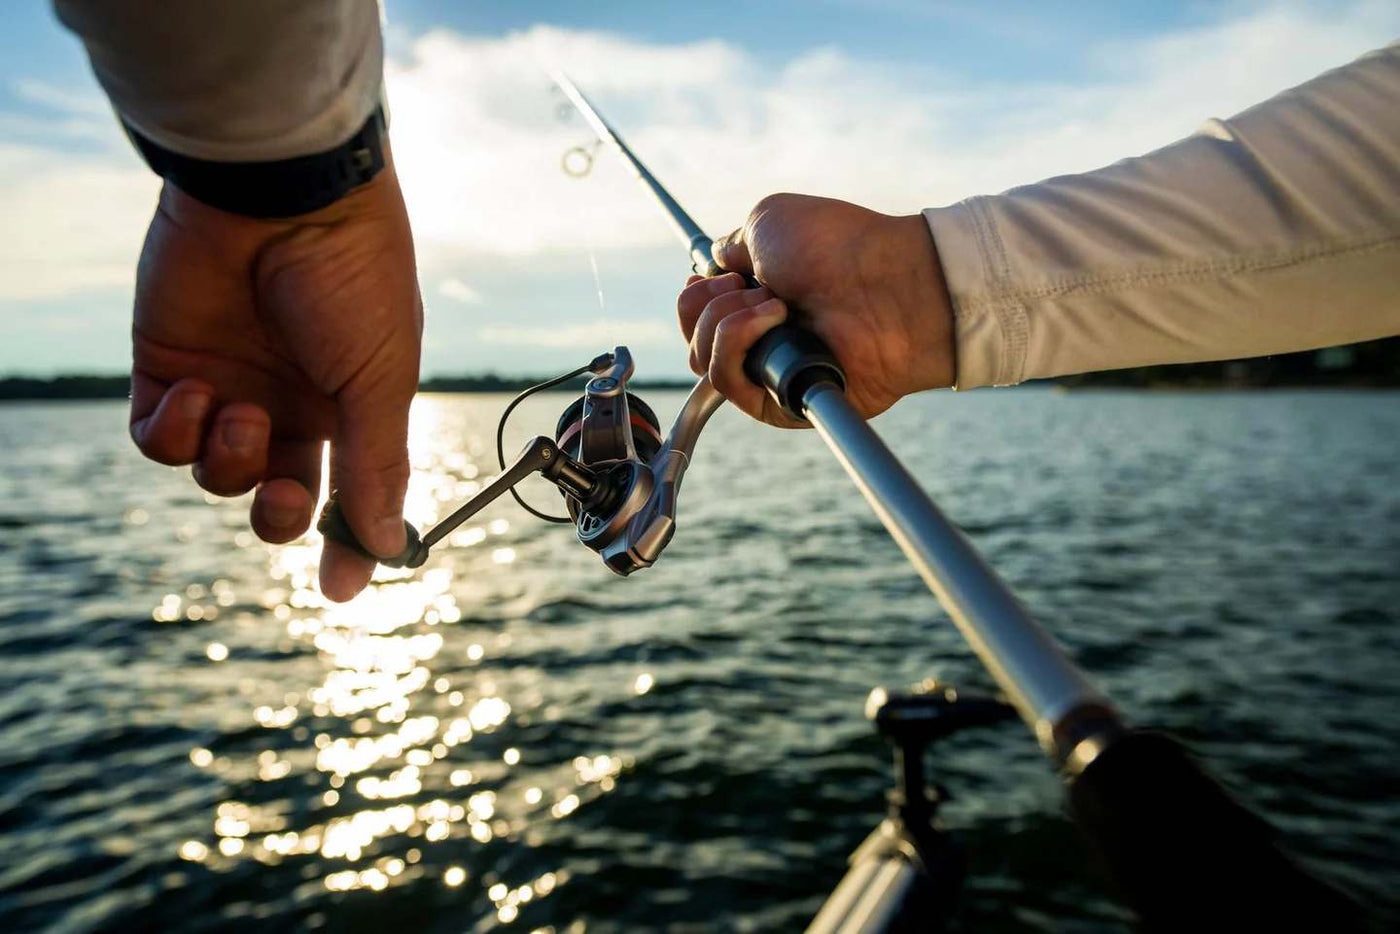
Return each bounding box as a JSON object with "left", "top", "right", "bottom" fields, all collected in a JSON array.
[
  {"left": 251, "top": 439, "right": 323, "bottom": 544},
  {"left": 131, "top": 373, "right": 279, "bottom": 498},
  {"left": 321, "top": 381, "right": 411, "bottom": 604},
  {"left": 192, "top": 403, "right": 270, "bottom": 496},
  {"left": 688, "top": 285, "right": 774, "bottom": 375},
  {"left": 130, "top": 373, "right": 213, "bottom": 466},
  {"left": 711, "top": 226, "right": 752, "bottom": 275},
  {"left": 319, "top": 540, "right": 377, "bottom": 604},
  {"left": 709, "top": 298, "right": 792, "bottom": 425},
  {"left": 677, "top": 272, "right": 747, "bottom": 343},
  {"left": 328, "top": 377, "right": 415, "bottom": 560}
]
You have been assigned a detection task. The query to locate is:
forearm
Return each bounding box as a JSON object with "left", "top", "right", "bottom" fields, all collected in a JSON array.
[
  {"left": 925, "top": 42, "right": 1400, "bottom": 389},
  {"left": 53, "top": 0, "right": 383, "bottom": 161}
]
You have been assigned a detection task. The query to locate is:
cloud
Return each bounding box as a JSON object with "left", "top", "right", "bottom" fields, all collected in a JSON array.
[
  {"left": 385, "top": 3, "right": 1400, "bottom": 272},
  {"left": 478, "top": 318, "right": 675, "bottom": 348},
  {"left": 13, "top": 78, "right": 111, "bottom": 117},
  {"left": 438, "top": 276, "right": 483, "bottom": 304},
  {"left": 0, "top": 143, "right": 157, "bottom": 301},
  {"left": 0, "top": 1, "right": 1396, "bottom": 365}
]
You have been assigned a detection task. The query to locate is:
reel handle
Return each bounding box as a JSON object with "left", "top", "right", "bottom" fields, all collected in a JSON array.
[
  {"left": 317, "top": 436, "right": 599, "bottom": 571},
  {"left": 317, "top": 500, "right": 427, "bottom": 569},
  {"left": 701, "top": 262, "right": 847, "bottom": 422}
]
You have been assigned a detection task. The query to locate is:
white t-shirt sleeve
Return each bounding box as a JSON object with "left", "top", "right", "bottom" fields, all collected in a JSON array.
[{"left": 54, "top": 0, "right": 384, "bottom": 162}]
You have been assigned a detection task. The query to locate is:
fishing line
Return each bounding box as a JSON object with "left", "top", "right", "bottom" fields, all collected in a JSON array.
[
  {"left": 582, "top": 223, "right": 607, "bottom": 317},
  {"left": 495, "top": 359, "right": 608, "bottom": 524}
]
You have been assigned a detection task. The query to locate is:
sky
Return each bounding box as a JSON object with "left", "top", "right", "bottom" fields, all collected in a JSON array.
[{"left": 1, "top": 1, "right": 1396, "bottom": 378}]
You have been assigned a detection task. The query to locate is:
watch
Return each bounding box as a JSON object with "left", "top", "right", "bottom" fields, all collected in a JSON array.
[{"left": 124, "top": 106, "right": 387, "bottom": 219}]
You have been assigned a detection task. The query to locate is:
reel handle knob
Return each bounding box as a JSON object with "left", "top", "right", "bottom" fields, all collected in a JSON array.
[
  {"left": 316, "top": 498, "right": 428, "bottom": 569},
  {"left": 315, "top": 436, "right": 597, "bottom": 574},
  {"left": 702, "top": 263, "right": 847, "bottom": 421}
]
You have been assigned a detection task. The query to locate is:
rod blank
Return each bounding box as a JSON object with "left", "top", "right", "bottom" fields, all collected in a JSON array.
[{"left": 801, "top": 382, "right": 1112, "bottom": 753}]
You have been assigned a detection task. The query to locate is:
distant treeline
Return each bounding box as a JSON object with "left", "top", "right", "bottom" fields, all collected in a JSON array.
[
  {"left": 1056, "top": 335, "right": 1400, "bottom": 389},
  {"left": 0, "top": 373, "right": 696, "bottom": 401},
  {"left": 417, "top": 375, "right": 695, "bottom": 393},
  {"left": 3, "top": 337, "right": 1397, "bottom": 400}
]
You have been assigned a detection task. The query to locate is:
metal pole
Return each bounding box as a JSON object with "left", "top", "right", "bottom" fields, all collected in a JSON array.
[{"left": 801, "top": 383, "right": 1111, "bottom": 753}]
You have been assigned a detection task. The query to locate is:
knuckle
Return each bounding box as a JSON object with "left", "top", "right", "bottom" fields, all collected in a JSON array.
[
  {"left": 372, "top": 457, "right": 412, "bottom": 493},
  {"left": 131, "top": 431, "right": 186, "bottom": 466},
  {"left": 709, "top": 358, "right": 736, "bottom": 398},
  {"left": 695, "top": 304, "right": 720, "bottom": 341},
  {"left": 712, "top": 312, "right": 738, "bottom": 341},
  {"left": 193, "top": 464, "right": 255, "bottom": 497},
  {"left": 339, "top": 450, "right": 410, "bottom": 494},
  {"left": 750, "top": 192, "right": 795, "bottom": 224}
]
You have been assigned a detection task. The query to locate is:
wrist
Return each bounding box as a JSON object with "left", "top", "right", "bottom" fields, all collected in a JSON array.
[
  {"left": 128, "top": 106, "right": 387, "bottom": 221},
  {"left": 870, "top": 213, "right": 957, "bottom": 393},
  {"left": 160, "top": 148, "right": 404, "bottom": 235}
]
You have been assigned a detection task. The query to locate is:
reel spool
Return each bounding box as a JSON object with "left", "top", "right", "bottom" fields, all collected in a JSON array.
[
  {"left": 555, "top": 391, "right": 664, "bottom": 464},
  {"left": 553, "top": 391, "right": 664, "bottom": 526}
]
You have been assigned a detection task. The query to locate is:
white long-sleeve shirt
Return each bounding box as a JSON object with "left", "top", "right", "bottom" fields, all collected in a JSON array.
[
  {"left": 54, "top": 0, "right": 382, "bottom": 162},
  {"left": 56, "top": 4, "right": 1399, "bottom": 385},
  {"left": 924, "top": 41, "right": 1400, "bottom": 388}
]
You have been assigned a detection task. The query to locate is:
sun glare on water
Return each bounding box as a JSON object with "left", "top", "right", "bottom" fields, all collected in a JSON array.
[{"left": 162, "top": 397, "right": 637, "bottom": 919}]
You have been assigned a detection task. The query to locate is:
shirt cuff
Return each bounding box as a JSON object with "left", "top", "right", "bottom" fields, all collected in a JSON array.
[{"left": 922, "top": 199, "right": 1029, "bottom": 390}]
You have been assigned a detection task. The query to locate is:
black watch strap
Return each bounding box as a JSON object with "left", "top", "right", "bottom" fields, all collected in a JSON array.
[{"left": 124, "top": 107, "right": 387, "bottom": 219}]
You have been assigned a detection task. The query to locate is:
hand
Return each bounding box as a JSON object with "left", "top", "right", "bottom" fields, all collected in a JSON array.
[
  {"left": 128, "top": 159, "right": 422, "bottom": 602},
  {"left": 676, "top": 193, "right": 955, "bottom": 427}
]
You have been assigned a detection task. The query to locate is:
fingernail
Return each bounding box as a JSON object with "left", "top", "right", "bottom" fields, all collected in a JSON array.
[
  {"left": 182, "top": 393, "right": 210, "bottom": 420},
  {"left": 265, "top": 502, "right": 300, "bottom": 528},
  {"left": 223, "top": 420, "right": 261, "bottom": 456},
  {"left": 755, "top": 298, "right": 786, "bottom": 319},
  {"left": 372, "top": 515, "right": 407, "bottom": 554}
]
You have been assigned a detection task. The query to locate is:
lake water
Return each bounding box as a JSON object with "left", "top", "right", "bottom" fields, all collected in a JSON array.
[{"left": 1, "top": 389, "right": 1397, "bottom": 933}]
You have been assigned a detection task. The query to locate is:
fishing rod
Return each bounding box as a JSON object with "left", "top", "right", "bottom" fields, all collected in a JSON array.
[
  {"left": 318, "top": 75, "right": 1367, "bottom": 932},
  {"left": 549, "top": 70, "right": 1109, "bottom": 759},
  {"left": 544, "top": 73, "right": 1369, "bottom": 934}
]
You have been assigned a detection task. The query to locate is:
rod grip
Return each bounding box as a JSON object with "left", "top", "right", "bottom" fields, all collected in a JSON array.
[
  {"left": 703, "top": 264, "right": 847, "bottom": 420},
  {"left": 316, "top": 497, "right": 428, "bottom": 569},
  {"left": 1068, "top": 731, "right": 1366, "bottom": 932},
  {"left": 743, "top": 324, "right": 847, "bottom": 421}
]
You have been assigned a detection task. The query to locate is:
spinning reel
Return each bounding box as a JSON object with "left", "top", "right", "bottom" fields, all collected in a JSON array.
[{"left": 317, "top": 346, "right": 725, "bottom": 576}]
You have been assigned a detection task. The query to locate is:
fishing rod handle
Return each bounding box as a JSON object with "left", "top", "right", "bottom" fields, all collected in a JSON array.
[
  {"left": 700, "top": 261, "right": 847, "bottom": 421},
  {"left": 316, "top": 499, "right": 427, "bottom": 569},
  {"left": 1068, "top": 730, "right": 1366, "bottom": 931},
  {"left": 745, "top": 324, "right": 847, "bottom": 421}
]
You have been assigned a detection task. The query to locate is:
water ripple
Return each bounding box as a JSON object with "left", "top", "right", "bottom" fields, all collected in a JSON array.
[{"left": 0, "top": 390, "right": 1397, "bottom": 932}]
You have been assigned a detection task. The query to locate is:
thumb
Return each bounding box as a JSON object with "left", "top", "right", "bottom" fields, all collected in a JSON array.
[
  {"left": 711, "top": 226, "right": 753, "bottom": 276},
  {"left": 331, "top": 375, "right": 415, "bottom": 558}
]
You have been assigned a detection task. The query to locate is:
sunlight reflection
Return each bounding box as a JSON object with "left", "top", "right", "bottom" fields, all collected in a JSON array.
[{"left": 174, "top": 397, "right": 632, "bottom": 919}]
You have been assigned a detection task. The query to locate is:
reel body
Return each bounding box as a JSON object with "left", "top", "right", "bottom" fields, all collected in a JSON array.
[
  {"left": 317, "top": 345, "right": 723, "bottom": 577},
  {"left": 551, "top": 347, "right": 721, "bottom": 575}
]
